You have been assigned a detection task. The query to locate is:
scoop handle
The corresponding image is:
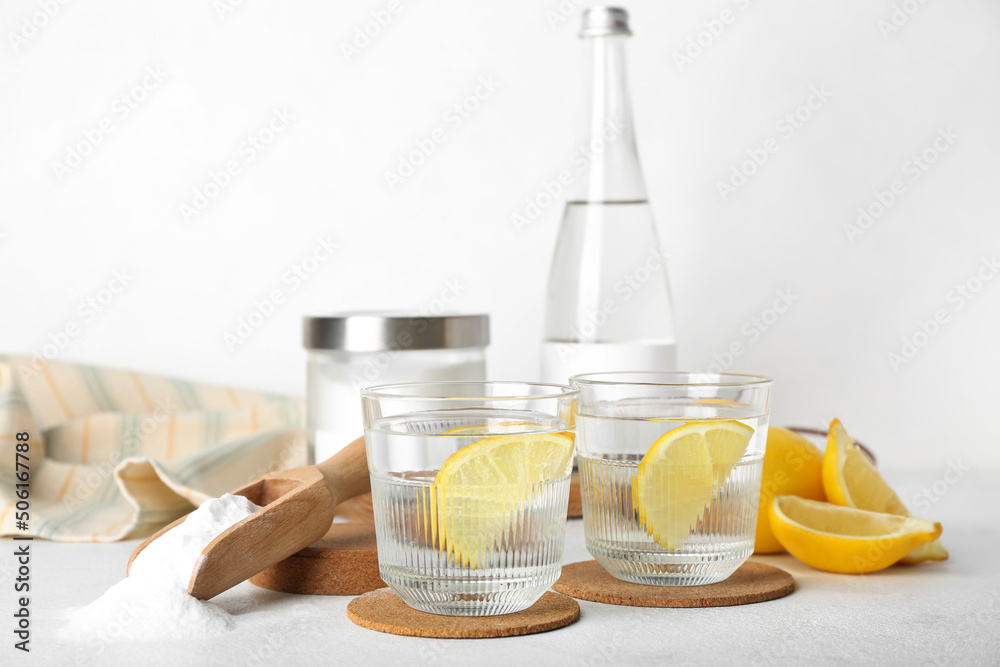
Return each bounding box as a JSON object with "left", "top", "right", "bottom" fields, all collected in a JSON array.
[{"left": 315, "top": 435, "right": 370, "bottom": 506}]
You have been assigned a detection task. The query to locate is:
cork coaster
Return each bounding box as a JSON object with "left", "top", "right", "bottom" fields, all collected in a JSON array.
[
  {"left": 347, "top": 589, "right": 580, "bottom": 639},
  {"left": 334, "top": 493, "right": 376, "bottom": 523},
  {"left": 553, "top": 560, "right": 794, "bottom": 608},
  {"left": 250, "top": 522, "right": 384, "bottom": 595},
  {"left": 567, "top": 472, "right": 583, "bottom": 519}
]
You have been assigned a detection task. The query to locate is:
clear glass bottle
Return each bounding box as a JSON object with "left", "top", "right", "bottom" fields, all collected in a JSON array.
[{"left": 541, "top": 6, "right": 677, "bottom": 384}]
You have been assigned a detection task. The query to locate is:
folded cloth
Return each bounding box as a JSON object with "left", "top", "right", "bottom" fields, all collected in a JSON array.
[{"left": 0, "top": 356, "right": 306, "bottom": 541}]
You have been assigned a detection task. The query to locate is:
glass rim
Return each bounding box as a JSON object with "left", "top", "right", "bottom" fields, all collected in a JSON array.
[
  {"left": 570, "top": 371, "right": 773, "bottom": 388},
  {"left": 360, "top": 380, "right": 579, "bottom": 401}
]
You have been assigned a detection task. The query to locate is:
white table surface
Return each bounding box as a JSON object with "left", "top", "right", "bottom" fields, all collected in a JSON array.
[{"left": 6, "top": 469, "right": 999, "bottom": 667}]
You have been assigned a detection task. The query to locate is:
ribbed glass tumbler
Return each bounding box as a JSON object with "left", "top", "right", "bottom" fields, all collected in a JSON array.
[
  {"left": 361, "top": 381, "right": 578, "bottom": 616},
  {"left": 572, "top": 372, "right": 772, "bottom": 586}
]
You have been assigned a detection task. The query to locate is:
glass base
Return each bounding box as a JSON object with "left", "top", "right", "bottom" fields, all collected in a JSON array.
[
  {"left": 380, "top": 567, "right": 559, "bottom": 616},
  {"left": 589, "top": 544, "right": 752, "bottom": 587}
]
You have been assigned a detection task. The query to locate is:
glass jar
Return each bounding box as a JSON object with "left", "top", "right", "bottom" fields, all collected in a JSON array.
[{"left": 304, "top": 312, "right": 489, "bottom": 463}]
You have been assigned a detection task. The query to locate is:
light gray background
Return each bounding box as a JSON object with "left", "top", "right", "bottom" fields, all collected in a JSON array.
[{"left": 2, "top": 0, "right": 998, "bottom": 469}]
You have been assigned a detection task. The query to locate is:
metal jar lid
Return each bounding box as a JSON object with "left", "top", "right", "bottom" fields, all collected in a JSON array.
[
  {"left": 303, "top": 312, "right": 489, "bottom": 352},
  {"left": 580, "top": 6, "right": 632, "bottom": 38}
]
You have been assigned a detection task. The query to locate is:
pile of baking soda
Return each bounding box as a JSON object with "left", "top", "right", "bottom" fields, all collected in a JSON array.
[{"left": 58, "top": 493, "right": 261, "bottom": 641}]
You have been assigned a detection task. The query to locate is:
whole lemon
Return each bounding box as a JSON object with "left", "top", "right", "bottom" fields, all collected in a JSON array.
[{"left": 755, "top": 427, "right": 826, "bottom": 553}]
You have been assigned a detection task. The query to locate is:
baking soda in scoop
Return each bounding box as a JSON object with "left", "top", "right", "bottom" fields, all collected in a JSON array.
[{"left": 58, "top": 493, "right": 261, "bottom": 642}]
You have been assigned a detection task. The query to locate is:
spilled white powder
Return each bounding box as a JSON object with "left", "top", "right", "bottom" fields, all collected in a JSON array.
[{"left": 58, "top": 493, "right": 262, "bottom": 642}]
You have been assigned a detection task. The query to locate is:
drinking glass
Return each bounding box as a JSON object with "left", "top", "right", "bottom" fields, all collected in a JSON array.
[
  {"left": 361, "top": 381, "right": 578, "bottom": 616},
  {"left": 572, "top": 372, "right": 772, "bottom": 586}
]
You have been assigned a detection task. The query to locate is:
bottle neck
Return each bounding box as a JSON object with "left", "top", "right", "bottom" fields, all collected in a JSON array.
[{"left": 571, "top": 35, "right": 647, "bottom": 204}]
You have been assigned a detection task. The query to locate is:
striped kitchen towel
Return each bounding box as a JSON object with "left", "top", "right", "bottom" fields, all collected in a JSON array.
[{"left": 0, "top": 356, "right": 306, "bottom": 541}]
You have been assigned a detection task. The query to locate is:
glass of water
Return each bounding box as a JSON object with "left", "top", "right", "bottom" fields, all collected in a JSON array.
[
  {"left": 361, "top": 381, "right": 578, "bottom": 616},
  {"left": 572, "top": 372, "right": 772, "bottom": 586}
]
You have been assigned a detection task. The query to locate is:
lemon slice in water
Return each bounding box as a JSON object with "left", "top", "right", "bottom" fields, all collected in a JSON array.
[
  {"left": 433, "top": 431, "right": 574, "bottom": 568},
  {"left": 633, "top": 420, "right": 753, "bottom": 551}
]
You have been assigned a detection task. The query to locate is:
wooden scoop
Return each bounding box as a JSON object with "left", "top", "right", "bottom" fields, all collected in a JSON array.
[{"left": 126, "top": 435, "right": 370, "bottom": 600}]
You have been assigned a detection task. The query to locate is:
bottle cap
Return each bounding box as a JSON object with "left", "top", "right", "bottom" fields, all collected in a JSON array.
[
  {"left": 579, "top": 6, "right": 632, "bottom": 38},
  {"left": 303, "top": 312, "right": 489, "bottom": 352}
]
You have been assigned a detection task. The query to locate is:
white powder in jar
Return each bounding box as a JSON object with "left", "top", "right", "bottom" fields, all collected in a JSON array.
[{"left": 58, "top": 493, "right": 262, "bottom": 641}]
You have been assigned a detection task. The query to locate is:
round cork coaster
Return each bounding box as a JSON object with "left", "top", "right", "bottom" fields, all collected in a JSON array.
[
  {"left": 249, "top": 522, "right": 384, "bottom": 596},
  {"left": 567, "top": 472, "right": 583, "bottom": 519},
  {"left": 553, "top": 560, "right": 794, "bottom": 608},
  {"left": 334, "top": 493, "right": 376, "bottom": 523},
  {"left": 346, "top": 589, "right": 580, "bottom": 639}
]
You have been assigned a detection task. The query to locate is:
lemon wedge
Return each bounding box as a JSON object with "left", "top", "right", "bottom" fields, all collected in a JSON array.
[
  {"left": 633, "top": 420, "right": 753, "bottom": 551},
  {"left": 823, "top": 419, "right": 948, "bottom": 563},
  {"left": 433, "top": 431, "right": 574, "bottom": 568},
  {"left": 769, "top": 495, "right": 942, "bottom": 573}
]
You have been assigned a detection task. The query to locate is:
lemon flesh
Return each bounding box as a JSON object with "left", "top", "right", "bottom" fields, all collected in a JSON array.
[
  {"left": 433, "top": 431, "right": 574, "bottom": 569},
  {"left": 632, "top": 421, "right": 754, "bottom": 552},
  {"left": 769, "top": 495, "right": 942, "bottom": 574},
  {"left": 823, "top": 419, "right": 948, "bottom": 563}
]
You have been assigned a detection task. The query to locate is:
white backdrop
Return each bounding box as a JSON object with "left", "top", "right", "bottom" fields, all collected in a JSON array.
[{"left": 2, "top": 0, "right": 998, "bottom": 470}]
